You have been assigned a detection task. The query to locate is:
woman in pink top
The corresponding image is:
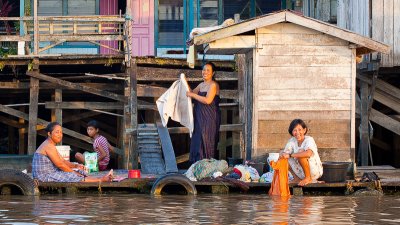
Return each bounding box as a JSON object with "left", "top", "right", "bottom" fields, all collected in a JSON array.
[{"left": 75, "top": 120, "right": 111, "bottom": 171}]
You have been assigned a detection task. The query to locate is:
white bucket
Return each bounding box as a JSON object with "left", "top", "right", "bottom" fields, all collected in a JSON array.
[
  {"left": 56, "top": 145, "right": 71, "bottom": 161},
  {"left": 267, "top": 152, "right": 280, "bottom": 172},
  {"left": 268, "top": 153, "right": 280, "bottom": 163}
]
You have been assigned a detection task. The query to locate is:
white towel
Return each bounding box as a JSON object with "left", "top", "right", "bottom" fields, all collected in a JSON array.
[{"left": 156, "top": 74, "right": 194, "bottom": 137}]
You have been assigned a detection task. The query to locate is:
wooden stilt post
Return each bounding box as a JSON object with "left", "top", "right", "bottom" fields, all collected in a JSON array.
[
  {"left": 130, "top": 60, "right": 138, "bottom": 169},
  {"left": 123, "top": 66, "right": 131, "bottom": 169},
  {"left": 359, "top": 80, "right": 369, "bottom": 166},
  {"left": 123, "top": 60, "right": 138, "bottom": 169},
  {"left": 232, "top": 109, "right": 241, "bottom": 159},
  {"left": 54, "top": 89, "right": 62, "bottom": 124},
  {"left": 236, "top": 54, "right": 247, "bottom": 160},
  {"left": 51, "top": 89, "right": 62, "bottom": 143},
  {"left": 28, "top": 58, "right": 40, "bottom": 155}
]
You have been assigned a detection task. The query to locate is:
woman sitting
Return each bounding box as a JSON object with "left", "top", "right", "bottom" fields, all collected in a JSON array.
[
  {"left": 279, "top": 119, "right": 323, "bottom": 186},
  {"left": 32, "top": 122, "right": 113, "bottom": 182}
]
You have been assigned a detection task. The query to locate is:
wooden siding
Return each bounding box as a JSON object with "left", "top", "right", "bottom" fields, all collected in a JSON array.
[
  {"left": 253, "top": 23, "right": 352, "bottom": 161},
  {"left": 337, "top": 0, "right": 369, "bottom": 37},
  {"left": 371, "top": 0, "right": 400, "bottom": 67},
  {"left": 100, "top": 0, "right": 119, "bottom": 54},
  {"left": 306, "top": 0, "right": 399, "bottom": 67}
]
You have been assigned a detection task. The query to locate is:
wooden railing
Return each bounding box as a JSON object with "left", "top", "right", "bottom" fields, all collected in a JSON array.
[{"left": 0, "top": 15, "right": 128, "bottom": 55}]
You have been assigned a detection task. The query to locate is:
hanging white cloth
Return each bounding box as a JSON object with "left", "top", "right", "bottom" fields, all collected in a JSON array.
[{"left": 156, "top": 73, "right": 194, "bottom": 137}]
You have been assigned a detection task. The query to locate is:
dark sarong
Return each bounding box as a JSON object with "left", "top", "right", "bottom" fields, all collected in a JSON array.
[{"left": 189, "top": 91, "right": 221, "bottom": 162}]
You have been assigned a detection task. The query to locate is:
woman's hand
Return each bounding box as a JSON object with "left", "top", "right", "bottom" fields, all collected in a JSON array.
[
  {"left": 186, "top": 91, "right": 193, "bottom": 98},
  {"left": 75, "top": 163, "right": 86, "bottom": 171},
  {"left": 279, "top": 152, "right": 290, "bottom": 159}
]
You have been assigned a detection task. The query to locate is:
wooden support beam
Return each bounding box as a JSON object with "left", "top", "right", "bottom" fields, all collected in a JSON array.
[
  {"left": 374, "top": 90, "right": 400, "bottom": 114},
  {"left": 167, "top": 124, "right": 243, "bottom": 134},
  {"left": 370, "top": 138, "right": 391, "bottom": 152},
  {"left": 135, "top": 57, "right": 235, "bottom": 70},
  {"left": 88, "top": 41, "right": 122, "bottom": 53},
  {"left": 137, "top": 84, "right": 238, "bottom": 99},
  {"left": 357, "top": 73, "right": 400, "bottom": 100},
  {"left": 25, "top": 71, "right": 126, "bottom": 102},
  {"left": 0, "top": 81, "right": 121, "bottom": 91},
  {"left": 28, "top": 65, "right": 40, "bottom": 154},
  {"left": 359, "top": 81, "right": 370, "bottom": 166},
  {"left": 136, "top": 67, "right": 237, "bottom": 81},
  {"left": 356, "top": 100, "right": 400, "bottom": 136},
  {"left": 38, "top": 35, "right": 125, "bottom": 42},
  {"left": 0, "top": 115, "right": 25, "bottom": 129},
  {"left": 52, "top": 89, "right": 62, "bottom": 125},
  {"left": 0, "top": 104, "right": 93, "bottom": 144},
  {"left": 63, "top": 111, "right": 101, "bottom": 124},
  {"left": 130, "top": 62, "right": 138, "bottom": 169},
  {"left": 39, "top": 40, "right": 66, "bottom": 53},
  {"left": 369, "top": 109, "right": 400, "bottom": 136},
  {"left": 236, "top": 54, "right": 246, "bottom": 160},
  {"left": 45, "top": 101, "right": 124, "bottom": 110},
  {"left": 232, "top": 109, "right": 241, "bottom": 159}
]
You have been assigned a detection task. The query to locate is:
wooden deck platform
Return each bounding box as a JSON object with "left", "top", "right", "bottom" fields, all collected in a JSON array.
[{"left": 37, "top": 166, "right": 400, "bottom": 196}]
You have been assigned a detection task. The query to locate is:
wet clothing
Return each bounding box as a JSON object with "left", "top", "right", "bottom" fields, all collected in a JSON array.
[
  {"left": 189, "top": 91, "right": 221, "bottom": 162},
  {"left": 284, "top": 136, "right": 323, "bottom": 181},
  {"left": 93, "top": 135, "right": 110, "bottom": 171},
  {"left": 32, "top": 153, "right": 84, "bottom": 182},
  {"left": 269, "top": 158, "right": 290, "bottom": 197},
  {"left": 156, "top": 74, "right": 194, "bottom": 136}
]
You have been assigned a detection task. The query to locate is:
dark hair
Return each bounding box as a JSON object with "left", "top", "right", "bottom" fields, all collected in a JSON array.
[
  {"left": 45, "top": 122, "right": 61, "bottom": 133},
  {"left": 288, "top": 119, "right": 308, "bottom": 135},
  {"left": 203, "top": 62, "right": 217, "bottom": 81},
  {"left": 87, "top": 120, "right": 99, "bottom": 129}
]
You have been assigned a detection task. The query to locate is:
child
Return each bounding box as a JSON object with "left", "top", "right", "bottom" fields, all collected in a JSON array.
[{"left": 75, "top": 120, "right": 111, "bottom": 171}]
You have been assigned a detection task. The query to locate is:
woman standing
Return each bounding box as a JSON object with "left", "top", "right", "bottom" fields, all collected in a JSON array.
[{"left": 186, "top": 62, "right": 221, "bottom": 163}]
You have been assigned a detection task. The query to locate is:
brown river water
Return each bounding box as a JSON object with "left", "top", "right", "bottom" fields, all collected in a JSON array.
[{"left": 1, "top": 194, "right": 400, "bottom": 224}]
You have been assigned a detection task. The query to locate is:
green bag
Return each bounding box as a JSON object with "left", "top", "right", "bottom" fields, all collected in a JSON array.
[{"left": 84, "top": 152, "right": 98, "bottom": 173}]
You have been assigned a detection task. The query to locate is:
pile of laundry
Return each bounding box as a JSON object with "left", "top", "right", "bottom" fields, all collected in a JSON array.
[{"left": 184, "top": 158, "right": 294, "bottom": 183}]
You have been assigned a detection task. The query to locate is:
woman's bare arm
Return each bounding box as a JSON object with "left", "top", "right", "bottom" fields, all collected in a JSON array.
[
  {"left": 45, "top": 147, "right": 74, "bottom": 172},
  {"left": 187, "top": 82, "right": 218, "bottom": 105}
]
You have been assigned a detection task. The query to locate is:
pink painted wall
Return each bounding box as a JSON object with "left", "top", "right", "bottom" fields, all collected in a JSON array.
[
  {"left": 132, "top": 0, "right": 155, "bottom": 56},
  {"left": 100, "top": 0, "right": 119, "bottom": 54}
]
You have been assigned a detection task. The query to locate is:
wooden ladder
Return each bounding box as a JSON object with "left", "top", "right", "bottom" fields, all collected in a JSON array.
[{"left": 138, "top": 122, "right": 178, "bottom": 175}]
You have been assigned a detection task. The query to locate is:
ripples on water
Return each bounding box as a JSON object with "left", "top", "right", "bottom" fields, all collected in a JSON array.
[{"left": 1, "top": 194, "right": 400, "bottom": 224}]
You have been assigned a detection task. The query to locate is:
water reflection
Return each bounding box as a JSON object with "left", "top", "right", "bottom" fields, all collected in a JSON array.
[{"left": 0, "top": 194, "right": 400, "bottom": 224}]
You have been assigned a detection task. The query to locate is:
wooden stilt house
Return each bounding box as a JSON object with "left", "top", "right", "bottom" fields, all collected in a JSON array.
[{"left": 192, "top": 10, "right": 390, "bottom": 163}]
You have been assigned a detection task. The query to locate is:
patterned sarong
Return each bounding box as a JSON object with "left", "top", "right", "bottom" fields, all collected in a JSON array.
[{"left": 32, "top": 153, "right": 84, "bottom": 182}]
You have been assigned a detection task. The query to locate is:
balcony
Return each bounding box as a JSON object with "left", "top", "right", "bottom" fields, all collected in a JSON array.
[{"left": 0, "top": 15, "right": 128, "bottom": 56}]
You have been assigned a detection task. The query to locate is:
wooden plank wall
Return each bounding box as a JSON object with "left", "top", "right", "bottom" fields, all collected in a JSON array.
[
  {"left": 254, "top": 23, "right": 353, "bottom": 162},
  {"left": 336, "top": 0, "right": 399, "bottom": 68}
]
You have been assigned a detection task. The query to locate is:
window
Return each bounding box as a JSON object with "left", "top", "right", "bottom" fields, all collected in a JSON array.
[{"left": 157, "top": 0, "right": 184, "bottom": 46}]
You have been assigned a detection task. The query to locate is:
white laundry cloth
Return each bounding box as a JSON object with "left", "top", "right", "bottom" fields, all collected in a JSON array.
[{"left": 156, "top": 74, "right": 194, "bottom": 137}]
